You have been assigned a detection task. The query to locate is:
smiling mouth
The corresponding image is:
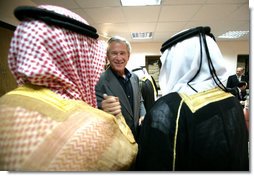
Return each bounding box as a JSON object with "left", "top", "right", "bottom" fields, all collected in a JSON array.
[{"left": 115, "top": 62, "right": 124, "bottom": 66}]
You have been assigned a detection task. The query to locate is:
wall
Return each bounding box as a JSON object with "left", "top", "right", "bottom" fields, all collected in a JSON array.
[
  {"left": 127, "top": 40, "right": 249, "bottom": 77},
  {"left": 217, "top": 40, "right": 249, "bottom": 75},
  {"left": 0, "top": 26, "right": 17, "bottom": 96},
  {"left": 0, "top": 0, "right": 36, "bottom": 26},
  {"left": 127, "top": 42, "right": 161, "bottom": 70}
]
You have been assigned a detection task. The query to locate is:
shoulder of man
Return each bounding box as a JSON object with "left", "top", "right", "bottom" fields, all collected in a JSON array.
[
  {"left": 227, "top": 75, "right": 236, "bottom": 81},
  {"left": 101, "top": 68, "right": 113, "bottom": 78},
  {"left": 131, "top": 72, "right": 140, "bottom": 81},
  {"left": 96, "top": 70, "right": 110, "bottom": 85},
  {"left": 97, "top": 71, "right": 106, "bottom": 80},
  {"left": 228, "top": 74, "right": 236, "bottom": 78}
]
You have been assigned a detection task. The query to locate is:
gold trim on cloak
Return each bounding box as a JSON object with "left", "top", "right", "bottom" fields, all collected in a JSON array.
[
  {"left": 172, "top": 88, "right": 233, "bottom": 170},
  {"left": 179, "top": 87, "right": 233, "bottom": 113}
]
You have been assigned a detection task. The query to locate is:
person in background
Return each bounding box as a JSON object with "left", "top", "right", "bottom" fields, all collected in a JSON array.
[
  {"left": 0, "top": 5, "right": 137, "bottom": 171},
  {"left": 135, "top": 26, "right": 249, "bottom": 171},
  {"left": 132, "top": 66, "right": 158, "bottom": 112},
  {"left": 243, "top": 95, "right": 249, "bottom": 132},
  {"left": 226, "top": 66, "right": 247, "bottom": 88},
  {"left": 95, "top": 36, "right": 146, "bottom": 142},
  {"left": 228, "top": 81, "right": 248, "bottom": 107},
  {"left": 228, "top": 81, "right": 249, "bottom": 135}
]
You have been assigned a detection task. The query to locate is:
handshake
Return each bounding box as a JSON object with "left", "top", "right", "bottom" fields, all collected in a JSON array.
[
  {"left": 101, "top": 94, "right": 122, "bottom": 117},
  {"left": 101, "top": 94, "right": 144, "bottom": 126}
]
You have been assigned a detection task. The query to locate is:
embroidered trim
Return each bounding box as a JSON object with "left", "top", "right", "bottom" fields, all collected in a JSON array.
[
  {"left": 179, "top": 88, "right": 233, "bottom": 113},
  {"left": 6, "top": 84, "right": 84, "bottom": 112},
  {"left": 3, "top": 84, "right": 89, "bottom": 121},
  {"left": 172, "top": 99, "right": 184, "bottom": 171},
  {"left": 140, "top": 76, "right": 157, "bottom": 95}
]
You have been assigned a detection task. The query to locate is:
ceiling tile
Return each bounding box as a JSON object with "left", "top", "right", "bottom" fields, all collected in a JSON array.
[
  {"left": 228, "top": 4, "right": 249, "bottom": 21},
  {"left": 205, "top": 0, "right": 248, "bottom": 4},
  {"left": 192, "top": 4, "right": 245, "bottom": 21},
  {"left": 75, "top": 0, "right": 120, "bottom": 8},
  {"left": 159, "top": 5, "right": 202, "bottom": 21},
  {"left": 128, "top": 23, "right": 157, "bottom": 32},
  {"left": 31, "top": 0, "right": 79, "bottom": 8},
  {"left": 122, "top": 6, "right": 161, "bottom": 22},
  {"left": 162, "top": 0, "right": 207, "bottom": 5},
  {"left": 97, "top": 23, "right": 130, "bottom": 33},
  {"left": 85, "top": 7, "right": 125, "bottom": 23},
  {"left": 156, "top": 22, "right": 186, "bottom": 32}
]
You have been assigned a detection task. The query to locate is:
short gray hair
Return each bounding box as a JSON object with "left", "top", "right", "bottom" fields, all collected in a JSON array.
[{"left": 107, "top": 36, "right": 131, "bottom": 55}]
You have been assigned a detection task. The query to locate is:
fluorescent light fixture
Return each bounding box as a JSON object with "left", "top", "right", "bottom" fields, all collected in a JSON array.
[
  {"left": 218, "top": 31, "right": 249, "bottom": 39},
  {"left": 121, "top": 0, "right": 161, "bottom": 6},
  {"left": 131, "top": 32, "right": 153, "bottom": 39}
]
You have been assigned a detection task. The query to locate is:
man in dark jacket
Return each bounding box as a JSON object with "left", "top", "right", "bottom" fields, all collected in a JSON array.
[
  {"left": 132, "top": 66, "right": 158, "bottom": 112},
  {"left": 228, "top": 81, "right": 248, "bottom": 108},
  {"left": 95, "top": 36, "right": 146, "bottom": 142},
  {"left": 226, "top": 67, "right": 247, "bottom": 88}
]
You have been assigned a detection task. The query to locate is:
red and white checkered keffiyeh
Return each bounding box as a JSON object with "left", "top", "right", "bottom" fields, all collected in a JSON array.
[{"left": 8, "top": 5, "right": 106, "bottom": 108}]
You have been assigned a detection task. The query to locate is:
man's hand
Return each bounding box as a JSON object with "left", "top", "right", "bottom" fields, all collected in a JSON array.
[
  {"left": 240, "top": 100, "right": 245, "bottom": 106},
  {"left": 139, "top": 116, "right": 144, "bottom": 126},
  {"left": 101, "top": 94, "right": 122, "bottom": 116}
]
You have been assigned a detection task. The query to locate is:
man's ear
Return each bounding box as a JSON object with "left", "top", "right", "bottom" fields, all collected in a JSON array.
[{"left": 104, "top": 57, "right": 110, "bottom": 70}]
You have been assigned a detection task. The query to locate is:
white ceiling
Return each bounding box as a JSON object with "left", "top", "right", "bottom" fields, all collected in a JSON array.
[{"left": 4, "top": 0, "right": 251, "bottom": 43}]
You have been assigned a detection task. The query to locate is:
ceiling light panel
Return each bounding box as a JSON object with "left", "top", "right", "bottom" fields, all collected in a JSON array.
[
  {"left": 121, "top": 0, "right": 161, "bottom": 6},
  {"left": 131, "top": 32, "right": 153, "bottom": 39},
  {"left": 218, "top": 31, "right": 249, "bottom": 39}
]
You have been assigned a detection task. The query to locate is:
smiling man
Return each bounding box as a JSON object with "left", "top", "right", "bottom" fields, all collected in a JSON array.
[{"left": 95, "top": 36, "right": 146, "bottom": 143}]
